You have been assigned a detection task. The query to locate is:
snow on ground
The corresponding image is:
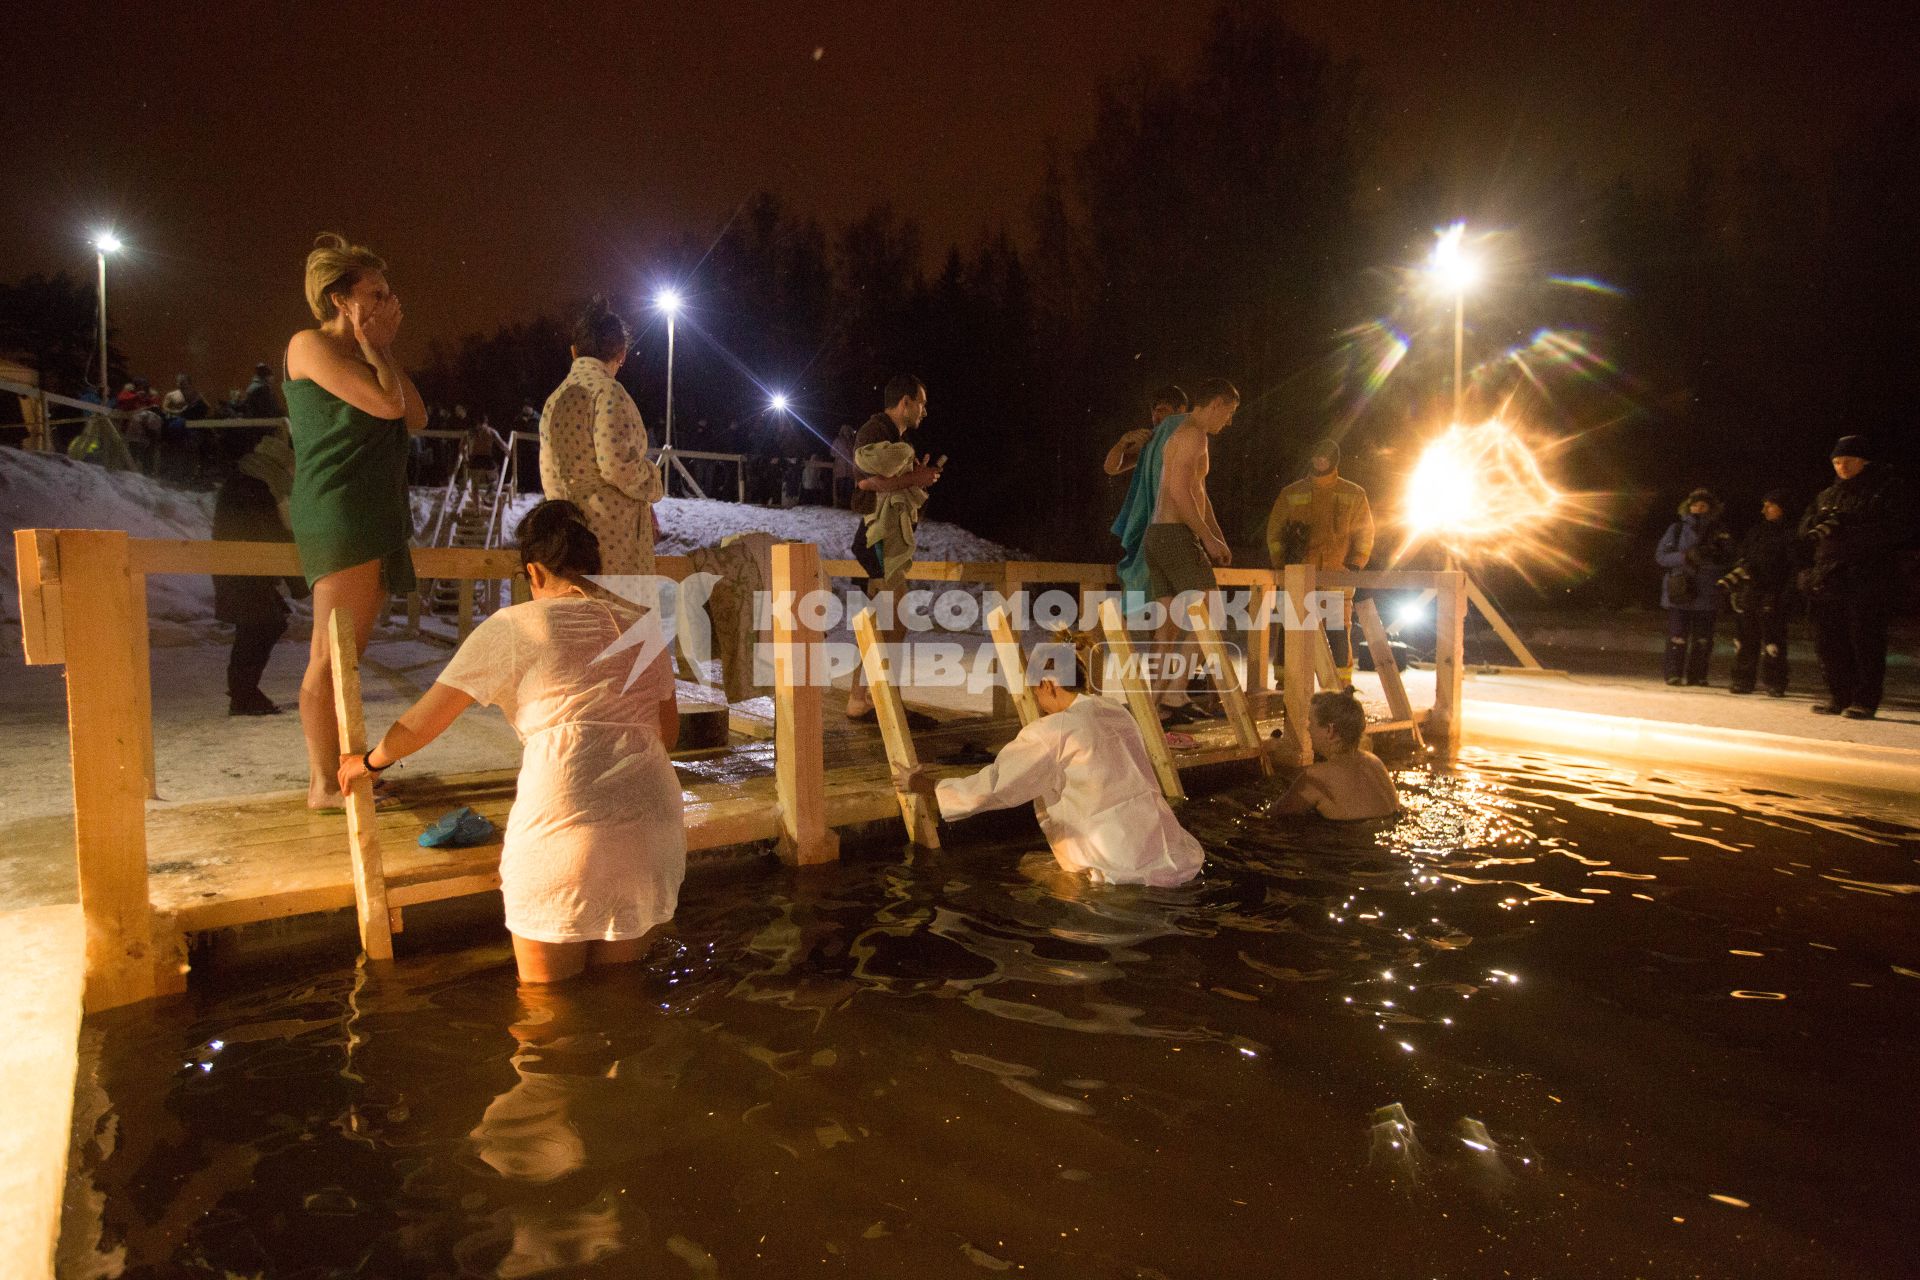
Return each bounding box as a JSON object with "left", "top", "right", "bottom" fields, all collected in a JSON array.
[{"left": 0, "top": 448, "right": 1020, "bottom": 639}]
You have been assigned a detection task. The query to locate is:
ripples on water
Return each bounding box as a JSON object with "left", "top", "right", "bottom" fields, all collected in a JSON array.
[{"left": 67, "top": 749, "right": 1920, "bottom": 1278}]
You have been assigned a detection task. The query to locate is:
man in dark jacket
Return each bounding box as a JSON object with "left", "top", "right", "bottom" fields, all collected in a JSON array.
[
  {"left": 1655, "top": 488, "right": 1734, "bottom": 686},
  {"left": 1798, "top": 435, "right": 1912, "bottom": 719},
  {"left": 1723, "top": 489, "right": 1797, "bottom": 696},
  {"left": 211, "top": 429, "right": 306, "bottom": 715}
]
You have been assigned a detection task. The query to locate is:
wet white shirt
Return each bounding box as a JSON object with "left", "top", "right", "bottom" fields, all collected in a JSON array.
[
  {"left": 437, "top": 594, "right": 683, "bottom": 943},
  {"left": 934, "top": 695, "right": 1204, "bottom": 887},
  {"left": 538, "top": 357, "right": 663, "bottom": 576}
]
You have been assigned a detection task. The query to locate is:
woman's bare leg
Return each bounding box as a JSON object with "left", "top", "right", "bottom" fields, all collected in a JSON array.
[
  {"left": 512, "top": 935, "right": 589, "bottom": 984},
  {"left": 300, "top": 560, "right": 388, "bottom": 809}
]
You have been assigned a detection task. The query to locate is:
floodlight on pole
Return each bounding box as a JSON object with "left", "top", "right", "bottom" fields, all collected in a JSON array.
[
  {"left": 653, "top": 288, "right": 682, "bottom": 491},
  {"left": 1427, "top": 222, "right": 1482, "bottom": 423},
  {"left": 92, "top": 231, "right": 123, "bottom": 404}
]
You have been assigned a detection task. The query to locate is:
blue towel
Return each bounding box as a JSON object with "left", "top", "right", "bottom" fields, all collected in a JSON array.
[
  {"left": 418, "top": 806, "right": 497, "bottom": 849},
  {"left": 1111, "top": 412, "right": 1187, "bottom": 613}
]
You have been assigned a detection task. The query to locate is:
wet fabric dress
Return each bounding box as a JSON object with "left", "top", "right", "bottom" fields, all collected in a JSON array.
[
  {"left": 436, "top": 595, "right": 684, "bottom": 942},
  {"left": 284, "top": 376, "right": 416, "bottom": 593}
]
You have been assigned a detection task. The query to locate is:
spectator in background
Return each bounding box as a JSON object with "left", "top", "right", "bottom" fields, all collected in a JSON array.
[
  {"left": 164, "top": 374, "right": 213, "bottom": 484},
  {"left": 537, "top": 297, "right": 664, "bottom": 575},
  {"left": 239, "top": 362, "right": 283, "bottom": 420},
  {"left": 212, "top": 428, "right": 307, "bottom": 715},
  {"left": 1655, "top": 487, "right": 1734, "bottom": 686},
  {"left": 1103, "top": 384, "right": 1190, "bottom": 476},
  {"left": 117, "top": 378, "right": 166, "bottom": 476},
  {"left": 832, "top": 422, "right": 859, "bottom": 507},
  {"left": 1723, "top": 489, "right": 1798, "bottom": 697},
  {"left": 1266, "top": 438, "right": 1375, "bottom": 688},
  {"left": 1799, "top": 435, "right": 1912, "bottom": 719}
]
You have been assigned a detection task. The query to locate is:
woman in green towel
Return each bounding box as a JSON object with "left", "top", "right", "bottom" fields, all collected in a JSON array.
[{"left": 285, "top": 233, "right": 428, "bottom": 809}]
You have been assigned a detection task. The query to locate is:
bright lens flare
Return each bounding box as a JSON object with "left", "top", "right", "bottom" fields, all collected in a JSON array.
[
  {"left": 93, "top": 231, "right": 123, "bottom": 254},
  {"left": 654, "top": 287, "right": 682, "bottom": 315},
  {"left": 768, "top": 393, "right": 789, "bottom": 413},
  {"left": 1428, "top": 222, "right": 1480, "bottom": 296},
  {"left": 1403, "top": 419, "right": 1560, "bottom": 549}
]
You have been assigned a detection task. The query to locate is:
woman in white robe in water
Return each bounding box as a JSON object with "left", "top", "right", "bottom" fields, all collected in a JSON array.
[
  {"left": 338, "top": 500, "right": 683, "bottom": 983},
  {"left": 895, "top": 650, "right": 1203, "bottom": 887}
]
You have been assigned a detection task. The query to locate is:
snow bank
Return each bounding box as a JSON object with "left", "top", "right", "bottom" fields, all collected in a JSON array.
[
  {"left": 0, "top": 448, "right": 217, "bottom": 630},
  {"left": 3, "top": 449, "right": 1019, "bottom": 634}
]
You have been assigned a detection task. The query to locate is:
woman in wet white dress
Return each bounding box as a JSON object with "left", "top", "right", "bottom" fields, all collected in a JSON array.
[{"left": 339, "top": 501, "right": 683, "bottom": 982}]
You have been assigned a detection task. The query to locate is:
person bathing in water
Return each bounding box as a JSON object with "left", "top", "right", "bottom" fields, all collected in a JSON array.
[
  {"left": 893, "top": 640, "right": 1204, "bottom": 887},
  {"left": 1272, "top": 688, "right": 1400, "bottom": 820}
]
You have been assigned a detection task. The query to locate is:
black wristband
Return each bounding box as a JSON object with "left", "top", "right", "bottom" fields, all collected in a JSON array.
[{"left": 364, "top": 749, "right": 392, "bottom": 774}]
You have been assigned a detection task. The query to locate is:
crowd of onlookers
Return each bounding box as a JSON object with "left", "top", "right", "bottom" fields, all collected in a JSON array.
[
  {"left": 1656, "top": 434, "right": 1911, "bottom": 719},
  {"left": 59, "top": 363, "right": 286, "bottom": 484}
]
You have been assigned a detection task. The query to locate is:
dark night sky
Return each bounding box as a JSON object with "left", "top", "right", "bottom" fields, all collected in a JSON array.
[{"left": 5, "top": 1, "right": 1911, "bottom": 394}]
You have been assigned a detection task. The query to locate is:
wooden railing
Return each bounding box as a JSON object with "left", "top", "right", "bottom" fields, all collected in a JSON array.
[{"left": 13, "top": 528, "right": 1464, "bottom": 1011}]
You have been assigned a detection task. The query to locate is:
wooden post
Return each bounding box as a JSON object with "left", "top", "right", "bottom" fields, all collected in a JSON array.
[
  {"left": 985, "top": 603, "right": 1055, "bottom": 828},
  {"left": 853, "top": 608, "right": 941, "bottom": 847},
  {"left": 14, "top": 529, "right": 66, "bottom": 666},
  {"left": 1312, "top": 625, "right": 1341, "bottom": 691},
  {"left": 456, "top": 577, "right": 475, "bottom": 641},
  {"left": 1431, "top": 570, "right": 1467, "bottom": 759},
  {"left": 1278, "top": 563, "right": 1317, "bottom": 767},
  {"left": 986, "top": 605, "right": 1041, "bottom": 727},
  {"left": 328, "top": 607, "right": 394, "bottom": 961},
  {"left": 771, "top": 542, "right": 839, "bottom": 865},
  {"left": 991, "top": 568, "right": 1021, "bottom": 721},
  {"left": 1185, "top": 599, "right": 1272, "bottom": 776},
  {"left": 1465, "top": 573, "right": 1544, "bottom": 669},
  {"left": 509, "top": 573, "right": 531, "bottom": 605},
  {"left": 1355, "top": 597, "right": 1424, "bottom": 748},
  {"left": 55, "top": 530, "right": 156, "bottom": 1011},
  {"left": 127, "top": 572, "right": 157, "bottom": 798},
  {"left": 1096, "top": 597, "right": 1185, "bottom": 803},
  {"left": 1246, "top": 583, "right": 1276, "bottom": 693},
  {"left": 404, "top": 590, "right": 422, "bottom": 636}
]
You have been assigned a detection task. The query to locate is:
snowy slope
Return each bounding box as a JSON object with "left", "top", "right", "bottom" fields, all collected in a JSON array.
[{"left": 3, "top": 448, "right": 1018, "bottom": 635}]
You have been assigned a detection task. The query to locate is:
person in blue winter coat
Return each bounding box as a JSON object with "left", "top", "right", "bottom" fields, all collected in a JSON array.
[{"left": 1655, "top": 488, "right": 1734, "bottom": 686}]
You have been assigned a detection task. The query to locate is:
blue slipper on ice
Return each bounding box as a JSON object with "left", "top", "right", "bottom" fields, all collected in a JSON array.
[{"left": 418, "top": 806, "right": 497, "bottom": 849}]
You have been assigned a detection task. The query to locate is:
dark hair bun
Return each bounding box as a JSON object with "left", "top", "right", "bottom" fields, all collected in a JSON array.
[
  {"left": 515, "top": 500, "right": 602, "bottom": 578},
  {"left": 571, "top": 296, "right": 631, "bottom": 363}
]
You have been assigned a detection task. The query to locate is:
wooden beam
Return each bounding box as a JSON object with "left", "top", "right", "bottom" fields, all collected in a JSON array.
[
  {"left": 1465, "top": 573, "right": 1544, "bottom": 669},
  {"left": 1096, "top": 597, "right": 1185, "bottom": 803},
  {"left": 1185, "top": 599, "right": 1272, "bottom": 776},
  {"left": 852, "top": 608, "right": 941, "bottom": 847},
  {"left": 1431, "top": 570, "right": 1467, "bottom": 759},
  {"left": 127, "top": 573, "right": 157, "bottom": 799},
  {"left": 56, "top": 530, "right": 156, "bottom": 1011},
  {"left": 1277, "top": 563, "right": 1317, "bottom": 767},
  {"left": 986, "top": 605, "right": 1042, "bottom": 727},
  {"left": 328, "top": 607, "right": 395, "bottom": 961},
  {"left": 986, "top": 605, "right": 1052, "bottom": 826},
  {"left": 1355, "top": 597, "right": 1424, "bottom": 750},
  {"left": 1246, "top": 585, "right": 1275, "bottom": 693},
  {"left": 992, "top": 569, "right": 1021, "bottom": 720},
  {"left": 14, "top": 529, "right": 65, "bottom": 666},
  {"left": 771, "top": 542, "right": 840, "bottom": 865},
  {"left": 1312, "top": 624, "right": 1341, "bottom": 690}
]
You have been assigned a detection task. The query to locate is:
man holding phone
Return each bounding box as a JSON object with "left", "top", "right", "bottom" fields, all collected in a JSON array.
[{"left": 846, "top": 374, "right": 941, "bottom": 724}]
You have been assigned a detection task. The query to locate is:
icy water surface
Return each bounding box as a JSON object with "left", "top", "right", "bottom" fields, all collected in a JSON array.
[{"left": 66, "top": 750, "right": 1920, "bottom": 1278}]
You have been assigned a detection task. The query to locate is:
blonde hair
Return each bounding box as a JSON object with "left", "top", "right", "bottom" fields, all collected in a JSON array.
[{"left": 303, "top": 233, "right": 387, "bottom": 322}]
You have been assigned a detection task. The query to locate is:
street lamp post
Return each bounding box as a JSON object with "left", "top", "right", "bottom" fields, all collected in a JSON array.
[
  {"left": 654, "top": 287, "right": 681, "bottom": 495},
  {"left": 92, "top": 231, "right": 122, "bottom": 404},
  {"left": 1427, "top": 222, "right": 1480, "bottom": 423}
]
